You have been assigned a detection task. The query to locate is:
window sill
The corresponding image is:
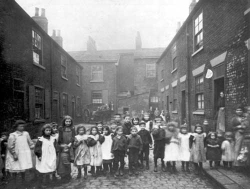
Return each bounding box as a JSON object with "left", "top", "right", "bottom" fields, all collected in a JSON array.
[
  {"left": 171, "top": 68, "right": 177, "bottom": 74},
  {"left": 33, "top": 118, "right": 46, "bottom": 124},
  {"left": 172, "top": 111, "right": 178, "bottom": 114},
  {"left": 33, "top": 63, "right": 45, "bottom": 70},
  {"left": 76, "top": 83, "right": 81, "bottom": 87},
  {"left": 160, "top": 79, "right": 164, "bottom": 82},
  {"left": 61, "top": 76, "right": 68, "bottom": 81},
  {"left": 90, "top": 80, "right": 104, "bottom": 83},
  {"left": 192, "top": 46, "right": 204, "bottom": 57},
  {"left": 192, "top": 110, "right": 205, "bottom": 115}
]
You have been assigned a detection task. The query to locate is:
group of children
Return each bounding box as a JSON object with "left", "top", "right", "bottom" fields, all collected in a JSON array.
[{"left": 0, "top": 112, "right": 240, "bottom": 188}]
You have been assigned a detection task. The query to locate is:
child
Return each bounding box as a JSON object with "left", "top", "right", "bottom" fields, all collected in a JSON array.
[
  {"left": 96, "top": 122, "right": 103, "bottom": 135},
  {"left": 142, "top": 112, "right": 153, "bottom": 132},
  {"left": 5, "top": 120, "right": 34, "bottom": 186},
  {"left": 111, "top": 126, "right": 127, "bottom": 177},
  {"left": 216, "top": 130, "right": 225, "bottom": 166},
  {"left": 138, "top": 121, "right": 152, "bottom": 170},
  {"left": 127, "top": 127, "right": 142, "bottom": 176},
  {"left": 58, "top": 115, "right": 75, "bottom": 183},
  {"left": 35, "top": 124, "right": 57, "bottom": 187},
  {"left": 51, "top": 122, "right": 59, "bottom": 141},
  {"left": 88, "top": 126, "right": 104, "bottom": 177},
  {"left": 113, "top": 114, "right": 122, "bottom": 127},
  {"left": 1, "top": 132, "right": 8, "bottom": 181},
  {"left": 206, "top": 132, "right": 221, "bottom": 169},
  {"left": 152, "top": 119, "right": 166, "bottom": 172},
  {"left": 190, "top": 124, "right": 206, "bottom": 175},
  {"left": 132, "top": 117, "right": 140, "bottom": 132},
  {"left": 164, "top": 122, "right": 179, "bottom": 173},
  {"left": 110, "top": 122, "right": 118, "bottom": 136},
  {"left": 101, "top": 126, "right": 113, "bottom": 175},
  {"left": 221, "top": 132, "right": 235, "bottom": 169},
  {"left": 123, "top": 115, "right": 133, "bottom": 136},
  {"left": 178, "top": 124, "right": 191, "bottom": 172},
  {"left": 74, "top": 125, "right": 90, "bottom": 179}
]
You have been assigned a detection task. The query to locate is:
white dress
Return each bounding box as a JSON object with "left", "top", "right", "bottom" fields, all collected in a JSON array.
[
  {"left": 6, "top": 131, "right": 34, "bottom": 172},
  {"left": 179, "top": 133, "right": 191, "bottom": 161},
  {"left": 164, "top": 137, "right": 180, "bottom": 161},
  {"left": 36, "top": 136, "right": 57, "bottom": 173},
  {"left": 101, "top": 134, "right": 113, "bottom": 160},
  {"left": 134, "top": 125, "right": 141, "bottom": 132},
  {"left": 221, "top": 140, "right": 235, "bottom": 162}
]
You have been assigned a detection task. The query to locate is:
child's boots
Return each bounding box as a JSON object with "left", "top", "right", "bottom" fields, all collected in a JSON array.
[
  {"left": 146, "top": 160, "right": 149, "bottom": 170},
  {"left": 186, "top": 162, "right": 190, "bottom": 173},
  {"left": 77, "top": 167, "right": 82, "bottom": 179}
]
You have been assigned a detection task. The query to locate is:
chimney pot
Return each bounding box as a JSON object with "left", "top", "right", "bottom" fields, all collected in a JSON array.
[
  {"left": 35, "top": 7, "right": 39, "bottom": 16},
  {"left": 41, "top": 8, "right": 45, "bottom": 17}
]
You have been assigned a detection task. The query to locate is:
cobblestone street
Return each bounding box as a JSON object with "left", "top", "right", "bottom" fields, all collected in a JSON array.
[{"left": 53, "top": 151, "right": 220, "bottom": 189}]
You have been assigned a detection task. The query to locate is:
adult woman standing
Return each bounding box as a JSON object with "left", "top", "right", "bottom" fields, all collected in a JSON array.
[
  {"left": 216, "top": 92, "right": 225, "bottom": 132},
  {"left": 231, "top": 105, "right": 247, "bottom": 167}
]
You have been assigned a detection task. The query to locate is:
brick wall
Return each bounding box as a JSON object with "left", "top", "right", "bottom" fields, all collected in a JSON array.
[
  {"left": 0, "top": 0, "right": 83, "bottom": 134},
  {"left": 157, "top": 0, "right": 249, "bottom": 131}
]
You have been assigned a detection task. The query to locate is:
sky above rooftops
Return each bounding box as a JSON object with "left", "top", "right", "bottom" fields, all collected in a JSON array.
[{"left": 16, "top": 0, "right": 194, "bottom": 52}]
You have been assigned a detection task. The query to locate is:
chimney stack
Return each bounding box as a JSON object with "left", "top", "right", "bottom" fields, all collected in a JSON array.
[
  {"left": 176, "top": 22, "right": 181, "bottom": 33},
  {"left": 35, "top": 7, "right": 39, "bottom": 16},
  {"left": 189, "top": 0, "right": 197, "bottom": 14},
  {"left": 32, "top": 7, "right": 48, "bottom": 33},
  {"left": 136, "top": 31, "right": 142, "bottom": 50},
  {"left": 52, "top": 30, "right": 56, "bottom": 37},
  {"left": 87, "top": 36, "right": 97, "bottom": 53},
  {"left": 41, "top": 8, "right": 46, "bottom": 17},
  {"left": 51, "top": 30, "right": 63, "bottom": 47}
]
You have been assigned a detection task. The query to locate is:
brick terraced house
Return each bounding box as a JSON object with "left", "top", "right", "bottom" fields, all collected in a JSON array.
[
  {"left": 157, "top": 0, "right": 250, "bottom": 131},
  {"left": 69, "top": 33, "right": 164, "bottom": 116},
  {"left": 0, "top": 0, "right": 84, "bottom": 134}
]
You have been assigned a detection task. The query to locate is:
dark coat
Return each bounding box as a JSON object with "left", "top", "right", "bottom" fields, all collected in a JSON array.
[
  {"left": 122, "top": 122, "right": 133, "bottom": 136},
  {"left": 138, "top": 129, "right": 152, "bottom": 145}
]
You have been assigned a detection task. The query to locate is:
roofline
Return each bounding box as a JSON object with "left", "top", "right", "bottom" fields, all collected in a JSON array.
[
  {"left": 13, "top": 0, "right": 83, "bottom": 69},
  {"left": 77, "top": 60, "right": 118, "bottom": 63},
  {"left": 156, "top": 0, "right": 204, "bottom": 64}
]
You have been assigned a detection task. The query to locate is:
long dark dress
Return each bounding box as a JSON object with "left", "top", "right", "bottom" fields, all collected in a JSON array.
[
  {"left": 152, "top": 128, "right": 165, "bottom": 159},
  {"left": 57, "top": 126, "right": 75, "bottom": 176},
  {"left": 206, "top": 138, "right": 221, "bottom": 161}
]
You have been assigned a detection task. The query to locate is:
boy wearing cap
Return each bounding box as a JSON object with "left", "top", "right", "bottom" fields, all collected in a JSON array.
[{"left": 138, "top": 121, "right": 152, "bottom": 170}]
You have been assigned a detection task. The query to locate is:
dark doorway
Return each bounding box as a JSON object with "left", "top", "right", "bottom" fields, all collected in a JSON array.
[
  {"left": 166, "top": 96, "right": 169, "bottom": 111},
  {"left": 181, "top": 90, "right": 186, "bottom": 124},
  {"left": 214, "top": 77, "right": 224, "bottom": 113},
  {"left": 52, "top": 99, "right": 58, "bottom": 122}
]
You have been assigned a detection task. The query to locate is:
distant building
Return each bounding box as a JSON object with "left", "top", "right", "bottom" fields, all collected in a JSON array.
[
  {"left": 0, "top": 0, "right": 83, "bottom": 134},
  {"left": 157, "top": 0, "right": 250, "bottom": 130},
  {"left": 69, "top": 34, "right": 164, "bottom": 115}
]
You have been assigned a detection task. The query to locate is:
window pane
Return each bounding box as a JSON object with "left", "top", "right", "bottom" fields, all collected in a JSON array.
[{"left": 146, "top": 64, "right": 156, "bottom": 78}]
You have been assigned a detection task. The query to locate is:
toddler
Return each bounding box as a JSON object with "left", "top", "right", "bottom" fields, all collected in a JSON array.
[
  {"left": 221, "top": 132, "right": 235, "bottom": 169},
  {"left": 206, "top": 132, "right": 221, "bottom": 168}
]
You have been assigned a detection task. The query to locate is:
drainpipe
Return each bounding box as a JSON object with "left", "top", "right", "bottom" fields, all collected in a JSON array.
[
  {"left": 186, "top": 24, "right": 192, "bottom": 131},
  {"left": 50, "top": 40, "right": 53, "bottom": 122},
  {"left": 245, "top": 1, "right": 250, "bottom": 104}
]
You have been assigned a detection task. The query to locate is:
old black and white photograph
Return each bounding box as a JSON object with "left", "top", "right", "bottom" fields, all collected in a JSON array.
[{"left": 0, "top": 0, "right": 250, "bottom": 188}]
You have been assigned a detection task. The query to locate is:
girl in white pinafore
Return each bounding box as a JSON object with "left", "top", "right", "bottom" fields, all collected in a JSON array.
[
  {"left": 164, "top": 122, "right": 180, "bottom": 173},
  {"left": 101, "top": 126, "right": 114, "bottom": 175},
  {"left": 34, "top": 124, "right": 57, "bottom": 186},
  {"left": 5, "top": 120, "right": 34, "bottom": 184},
  {"left": 178, "top": 124, "right": 191, "bottom": 172}
]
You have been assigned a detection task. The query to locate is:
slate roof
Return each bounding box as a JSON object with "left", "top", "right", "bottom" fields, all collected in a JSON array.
[{"left": 68, "top": 48, "right": 165, "bottom": 62}]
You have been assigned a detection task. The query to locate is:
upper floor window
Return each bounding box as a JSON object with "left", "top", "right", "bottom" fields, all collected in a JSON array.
[
  {"left": 91, "top": 65, "right": 103, "bottom": 81},
  {"left": 150, "top": 96, "right": 159, "bottom": 103},
  {"left": 146, "top": 63, "right": 156, "bottom": 78},
  {"left": 172, "top": 57, "right": 177, "bottom": 71},
  {"left": 194, "top": 12, "right": 203, "bottom": 51},
  {"left": 32, "top": 30, "right": 42, "bottom": 65},
  {"left": 161, "top": 69, "right": 164, "bottom": 80},
  {"left": 195, "top": 75, "right": 204, "bottom": 110},
  {"left": 61, "top": 55, "right": 67, "bottom": 79},
  {"left": 76, "top": 67, "right": 81, "bottom": 85},
  {"left": 92, "top": 90, "right": 103, "bottom": 104}
]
